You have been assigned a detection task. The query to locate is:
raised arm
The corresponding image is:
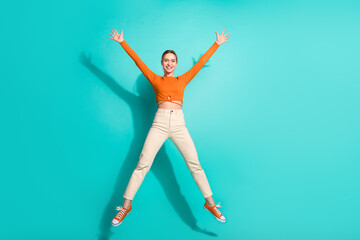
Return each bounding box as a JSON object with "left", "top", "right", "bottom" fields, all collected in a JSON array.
[
  {"left": 110, "top": 29, "right": 157, "bottom": 83},
  {"left": 180, "top": 29, "right": 230, "bottom": 85}
]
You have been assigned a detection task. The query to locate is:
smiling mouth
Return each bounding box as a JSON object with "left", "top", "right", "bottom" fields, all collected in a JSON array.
[{"left": 166, "top": 66, "right": 173, "bottom": 71}]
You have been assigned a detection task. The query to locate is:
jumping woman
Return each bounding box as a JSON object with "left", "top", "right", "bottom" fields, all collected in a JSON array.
[{"left": 109, "top": 28, "right": 230, "bottom": 226}]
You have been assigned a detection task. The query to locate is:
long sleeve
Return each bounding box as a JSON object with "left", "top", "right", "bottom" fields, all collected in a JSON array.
[
  {"left": 119, "top": 40, "right": 158, "bottom": 84},
  {"left": 180, "top": 41, "right": 220, "bottom": 85}
]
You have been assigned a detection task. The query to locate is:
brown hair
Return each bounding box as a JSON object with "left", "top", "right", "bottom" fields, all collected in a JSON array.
[{"left": 161, "top": 50, "right": 178, "bottom": 63}]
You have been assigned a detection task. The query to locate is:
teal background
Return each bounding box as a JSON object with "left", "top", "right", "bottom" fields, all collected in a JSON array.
[{"left": 1, "top": 0, "right": 359, "bottom": 239}]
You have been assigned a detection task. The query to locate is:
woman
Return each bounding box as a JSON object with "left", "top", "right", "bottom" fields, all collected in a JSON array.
[{"left": 109, "top": 28, "right": 230, "bottom": 226}]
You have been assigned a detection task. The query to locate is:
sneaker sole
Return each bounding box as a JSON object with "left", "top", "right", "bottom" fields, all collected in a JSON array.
[
  {"left": 111, "top": 221, "right": 123, "bottom": 227},
  {"left": 204, "top": 206, "right": 226, "bottom": 223}
]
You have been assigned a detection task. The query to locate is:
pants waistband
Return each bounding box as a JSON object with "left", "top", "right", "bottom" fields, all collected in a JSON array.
[{"left": 156, "top": 108, "right": 183, "bottom": 114}]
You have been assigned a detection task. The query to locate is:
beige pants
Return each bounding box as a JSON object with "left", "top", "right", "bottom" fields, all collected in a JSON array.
[{"left": 123, "top": 108, "right": 213, "bottom": 200}]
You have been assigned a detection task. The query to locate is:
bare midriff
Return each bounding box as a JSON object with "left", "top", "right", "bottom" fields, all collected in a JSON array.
[{"left": 157, "top": 100, "right": 183, "bottom": 109}]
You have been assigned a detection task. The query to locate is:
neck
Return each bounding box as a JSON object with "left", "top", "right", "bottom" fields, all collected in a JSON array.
[{"left": 163, "top": 73, "right": 175, "bottom": 77}]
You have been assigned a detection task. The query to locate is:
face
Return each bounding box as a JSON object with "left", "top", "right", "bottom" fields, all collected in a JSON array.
[{"left": 161, "top": 53, "right": 177, "bottom": 75}]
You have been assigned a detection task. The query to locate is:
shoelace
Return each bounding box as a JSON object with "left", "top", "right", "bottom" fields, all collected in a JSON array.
[
  {"left": 115, "top": 206, "right": 126, "bottom": 219},
  {"left": 211, "top": 202, "right": 223, "bottom": 216}
]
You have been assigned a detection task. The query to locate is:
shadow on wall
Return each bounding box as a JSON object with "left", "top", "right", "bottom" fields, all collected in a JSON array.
[{"left": 79, "top": 52, "right": 217, "bottom": 239}]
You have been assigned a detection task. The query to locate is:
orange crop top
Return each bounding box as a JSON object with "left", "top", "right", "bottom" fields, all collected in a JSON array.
[{"left": 119, "top": 39, "right": 220, "bottom": 107}]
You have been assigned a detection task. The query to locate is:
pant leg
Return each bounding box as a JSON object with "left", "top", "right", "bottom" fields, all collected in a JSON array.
[
  {"left": 123, "top": 113, "right": 169, "bottom": 200},
  {"left": 169, "top": 113, "right": 213, "bottom": 199}
]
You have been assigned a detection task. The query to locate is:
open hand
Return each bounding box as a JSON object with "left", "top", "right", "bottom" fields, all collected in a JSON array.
[
  {"left": 215, "top": 29, "right": 230, "bottom": 45},
  {"left": 110, "top": 29, "right": 124, "bottom": 43}
]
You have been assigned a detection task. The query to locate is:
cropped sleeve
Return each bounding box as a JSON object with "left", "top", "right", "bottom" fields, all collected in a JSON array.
[
  {"left": 180, "top": 41, "right": 220, "bottom": 85},
  {"left": 119, "top": 40, "right": 158, "bottom": 84}
]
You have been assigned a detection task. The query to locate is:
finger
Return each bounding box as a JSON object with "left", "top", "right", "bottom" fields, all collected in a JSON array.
[
  {"left": 225, "top": 36, "right": 229, "bottom": 39},
  {"left": 114, "top": 29, "right": 118, "bottom": 34},
  {"left": 221, "top": 29, "right": 225, "bottom": 35},
  {"left": 224, "top": 32, "right": 229, "bottom": 36},
  {"left": 110, "top": 37, "right": 113, "bottom": 40},
  {"left": 110, "top": 33, "right": 114, "bottom": 37}
]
